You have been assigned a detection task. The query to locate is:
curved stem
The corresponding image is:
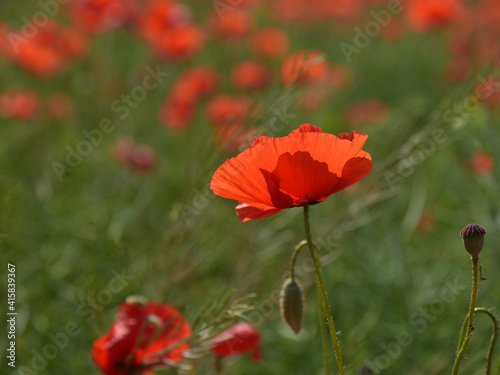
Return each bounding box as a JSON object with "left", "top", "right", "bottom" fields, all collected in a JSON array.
[
  {"left": 452, "top": 256, "right": 480, "bottom": 375},
  {"left": 290, "top": 240, "right": 307, "bottom": 279},
  {"left": 474, "top": 308, "right": 499, "bottom": 375},
  {"left": 303, "top": 204, "right": 345, "bottom": 375}
]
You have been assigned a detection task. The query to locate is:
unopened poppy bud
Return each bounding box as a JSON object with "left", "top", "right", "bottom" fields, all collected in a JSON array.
[
  {"left": 125, "top": 296, "right": 148, "bottom": 305},
  {"left": 280, "top": 278, "right": 305, "bottom": 334},
  {"left": 460, "top": 224, "right": 486, "bottom": 257}
]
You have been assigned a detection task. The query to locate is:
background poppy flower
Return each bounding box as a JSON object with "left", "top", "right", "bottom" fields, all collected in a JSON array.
[
  {"left": 211, "top": 124, "right": 372, "bottom": 222},
  {"left": 209, "top": 322, "right": 262, "bottom": 363},
  {"left": 91, "top": 298, "right": 191, "bottom": 375}
]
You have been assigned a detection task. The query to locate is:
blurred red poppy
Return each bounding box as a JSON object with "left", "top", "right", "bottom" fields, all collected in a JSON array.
[
  {"left": 281, "top": 51, "right": 330, "bottom": 86},
  {"left": 66, "top": 0, "right": 137, "bottom": 34},
  {"left": 210, "top": 7, "right": 253, "bottom": 39},
  {"left": 231, "top": 60, "right": 272, "bottom": 91},
  {"left": 406, "top": 0, "right": 464, "bottom": 33},
  {"left": 209, "top": 322, "right": 262, "bottom": 363},
  {"left": 0, "top": 91, "right": 40, "bottom": 120},
  {"left": 471, "top": 151, "right": 494, "bottom": 176},
  {"left": 215, "top": 124, "right": 257, "bottom": 152},
  {"left": 249, "top": 28, "right": 289, "bottom": 57},
  {"left": 211, "top": 124, "right": 372, "bottom": 222},
  {"left": 46, "top": 93, "right": 74, "bottom": 120},
  {"left": 206, "top": 95, "right": 252, "bottom": 126},
  {"left": 345, "top": 99, "right": 389, "bottom": 128},
  {"left": 1, "top": 21, "right": 90, "bottom": 78},
  {"left": 112, "top": 139, "right": 158, "bottom": 174},
  {"left": 91, "top": 298, "right": 191, "bottom": 375}
]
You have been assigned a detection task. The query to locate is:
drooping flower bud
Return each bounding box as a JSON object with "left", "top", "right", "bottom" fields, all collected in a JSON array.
[
  {"left": 280, "top": 278, "right": 305, "bottom": 334},
  {"left": 460, "top": 224, "right": 486, "bottom": 257}
]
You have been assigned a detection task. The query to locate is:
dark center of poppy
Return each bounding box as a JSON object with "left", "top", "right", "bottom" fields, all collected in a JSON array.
[{"left": 260, "top": 151, "right": 337, "bottom": 208}]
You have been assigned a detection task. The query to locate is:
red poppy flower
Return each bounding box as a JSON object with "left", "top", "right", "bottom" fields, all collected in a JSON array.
[
  {"left": 91, "top": 298, "right": 191, "bottom": 375},
  {"left": 249, "top": 28, "right": 289, "bottom": 57},
  {"left": 211, "top": 124, "right": 372, "bottom": 222},
  {"left": 210, "top": 7, "right": 253, "bottom": 39},
  {"left": 209, "top": 323, "right": 262, "bottom": 363},
  {"left": 206, "top": 95, "right": 252, "bottom": 126},
  {"left": 281, "top": 51, "right": 330, "bottom": 86},
  {"left": 0, "top": 91, "right": 40, "bottom": 120},
  {"left": 65, "top": 0, "right": 137, "bottom": 34},
  {"left": 345, "top": 99, "right": 389, "bottom": 128},
  {"left": 112, "top": 139, "right": 158, "bottom": 173},
  {"left": 406, "top": 0, "right": 464, "bottom": 33},
  {"left": 46, "top": 93, "right": 74, "bottom": 120},
  {"left": 231, "top": 61, "right": 272, "bottom": 92},
  {"left": 471, "top": 151, "right": 494, "bottom": 176}
]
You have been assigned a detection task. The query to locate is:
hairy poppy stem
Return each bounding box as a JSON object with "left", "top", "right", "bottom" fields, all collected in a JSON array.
[
  {"left": 473, "top": 308, "right": 498, "bottom": 375},
  {"left": 290, "top": 240, "right": 307, "bottom": 279},
  {"left": 317, "top": 283, "right": 331, "bottom": 375},
  {"left": 303, "top": 204, "right": 345, "bottom": 375},
  {"left": 452, "top": 256, "right": 480, "bottom": 375}
]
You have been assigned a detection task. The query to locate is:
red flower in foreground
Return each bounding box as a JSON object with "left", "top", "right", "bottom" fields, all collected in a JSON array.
[
  {"left": 211, "top": 124, "right": 372, "bottom": 222},
  {"left": 92, "top": 298, "right": 191, "bottom": 375},
  {"left": 209, "top": 323, "right": 262, "bottom": 363}
]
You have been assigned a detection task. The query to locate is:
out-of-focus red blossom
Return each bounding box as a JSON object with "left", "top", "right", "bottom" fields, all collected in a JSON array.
[
  {"left": 473, "top": 76, "right": 500, "bottom": 106},
  {"left": 112, "top": 139, "right": 157, "bottom": 174},
  {"left": 206, "top": 95, "right": 252, "bottom": 126},
  {"left": 46, "top": 93, "right": 74, "bottom": 120},
  {"left": 271, "top": 0, "right": 364, "bottom": 24},
  {"left": 298, "top": 87, "right": 330, "bottom": 111},
  {"left": 405, "top": 0, "right": 464, "bottom": 33},
  {"left": 345, "top": 99, "right": 389, "bottom": 128},
  {"left": 66, "top": 0, "right": 137, "bottom": 34},
  {"left": 1, "top": 21, "right": 90, "bottom": 78},
  {"left": 211, "top": 124, "right": 372, "bottom": 222},
  {"left": 281, "top": 51, "right": 330, "bottom": 87},
  {"left": 159, "top": 67, "right": 220, "bottom": 130},
  {"left": 380, "top": 17, "right": 405, "bottom": 41},
  {"left": 136, "top": 0, "right": 192, "bottom": 41},
  {"left": 92, "top": 298, "right": 191, "bottom": 375},
  {"left": 153, "top": 25, "right": 204, "bottom": 62},
  {"left": 471, "top": 151, "right": 494, "bottom": 176},
  {"left": 135, "top": 0, "right": 204, "bottom": 62},
  {"left": 209, "top": 323, "right": 262, "bottom": 363},
  {"left": 231, "top": 61, "right": 272, "bottom": 91},
  {"left": 215, "top": 124, "right": 257, "bottom": 152},
  {"left": 329, "top": 64, "right": 354, "bottom": 90},
  {"left": 417, "top": 211, "right": 436, "bottom": 233},
  {"left": 0, "top": 91, "right": 40, "bottom": 120},
  {"left": 210, "top": 8, "right": 253, "bottom": 39},
  {"left": 249, "top": 28, "right": 289, "bottom": 57},
  {"left": 159, "top": 99, "right": 196, "bottom": 130}
]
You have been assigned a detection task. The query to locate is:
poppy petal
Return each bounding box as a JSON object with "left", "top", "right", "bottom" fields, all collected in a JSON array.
[{"left": 235, "top": 202, "right": 282, "bottom": 222}]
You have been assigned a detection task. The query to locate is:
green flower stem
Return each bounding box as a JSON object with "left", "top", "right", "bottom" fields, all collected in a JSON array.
[
  {"left": 318, "top": 283, "right": 331, "bottom": 375},
  {"left": 290, "top": 240, "right": 307, "bottom": 279},
  {"left": 303, "top": 204, "right": 345, "bottom": 375},
  {"left": 474, "top": 308, "right": 499, "bottom": 375},
  {"left": 452, "top": 256, "right": 480, "bottom": 375}
]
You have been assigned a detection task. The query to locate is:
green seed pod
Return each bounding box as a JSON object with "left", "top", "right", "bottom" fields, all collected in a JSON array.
[
  {"left": 460, "top": 224, "right": 486, "bottom": 257},
  {"left": 280, "top": 278, "right": 305, "bottom": 334}
]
